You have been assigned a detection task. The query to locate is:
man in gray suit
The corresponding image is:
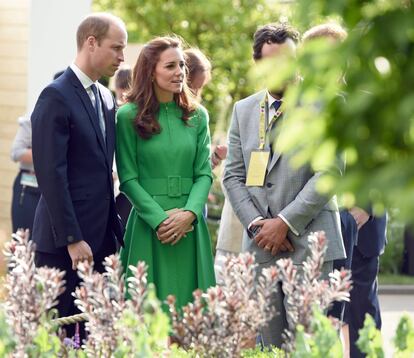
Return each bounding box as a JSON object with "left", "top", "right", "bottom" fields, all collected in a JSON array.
[{"left": 223, "top": 23, "right": 345, "bottom": 347}]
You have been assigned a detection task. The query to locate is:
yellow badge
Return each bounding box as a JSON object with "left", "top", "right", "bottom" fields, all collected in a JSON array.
[{"left": 246, "top": 150, "right": 270, "bottom": 186}]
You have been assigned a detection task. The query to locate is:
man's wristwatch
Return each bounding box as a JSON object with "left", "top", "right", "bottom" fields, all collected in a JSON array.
[{"left": 247, "top": 225, "right": 261, "bottom": 239}]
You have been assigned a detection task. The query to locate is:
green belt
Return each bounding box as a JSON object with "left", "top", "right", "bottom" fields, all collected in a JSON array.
[{"left": 140, "top": 176, "right": 193, "bottom": 197}]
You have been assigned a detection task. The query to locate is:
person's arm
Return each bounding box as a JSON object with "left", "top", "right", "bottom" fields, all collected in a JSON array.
[
  {"left": 278, "top": 171, "right": 335, "bottom": 236},
  {"left": 182, "top": 106, "right": 213, "bottom": 221},
  {"left": 31, "top": 87, "right": 84, "bottom": 247},
  {"left": 115, "top": 105, "right": 168, "bottom": 230},
  {"left": 10, "top": 116, "right": 33, "bottom": 165},
  {"left": 349, "top": 206, "right": 370, "bottom": 230},
  {"left": 223, "top": 103, "right": 263, "bottom": 229}
]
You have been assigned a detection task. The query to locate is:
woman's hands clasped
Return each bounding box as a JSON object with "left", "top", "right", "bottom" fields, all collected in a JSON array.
[{"left": 157, "top": 209, "right": 196, "bottom": 245}]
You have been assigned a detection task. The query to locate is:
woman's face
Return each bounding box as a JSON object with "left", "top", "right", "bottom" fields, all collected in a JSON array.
[{"left": 153, "top": 47, "right": 185, "bottom": 100}]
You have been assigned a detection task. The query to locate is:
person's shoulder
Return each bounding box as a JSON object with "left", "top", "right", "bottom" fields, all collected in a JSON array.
[
  {"left": 191, "top": 104, "right": 210, "bottom": 128},
  {"left": 236, "top": 90, "right": 265, "bottom": 108},
  {"left": 17, "top": 113, "right": 31, "bottom": 126},
  {"left": 194, "top": 103, "right": 208, "bottom": 119},
  {"left": 117, "top": 102, "right": 138, "bottom": 119}
]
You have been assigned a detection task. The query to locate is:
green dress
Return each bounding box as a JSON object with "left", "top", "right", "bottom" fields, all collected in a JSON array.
[{"left": 116, "top": 101, "right": 216, "bottom": 308}]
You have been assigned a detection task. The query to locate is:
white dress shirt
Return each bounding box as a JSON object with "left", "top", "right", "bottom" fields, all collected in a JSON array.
[{"left": 70, "top": 63, "right": 106, "bottom": 138}]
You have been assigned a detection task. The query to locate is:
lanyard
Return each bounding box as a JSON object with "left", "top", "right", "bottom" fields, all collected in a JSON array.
[{"left": 258, "top": 94, "right": 283, "bottom": 150}]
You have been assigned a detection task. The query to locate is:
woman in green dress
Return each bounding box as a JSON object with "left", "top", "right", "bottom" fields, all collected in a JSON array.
[{"left": 116, "top": 36, "right": 215, "bottom": 308}]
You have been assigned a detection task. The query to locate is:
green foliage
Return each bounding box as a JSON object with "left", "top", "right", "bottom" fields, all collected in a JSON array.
[
  {"left": 380, "top": 207, "right": 405, "bottom": 274},
  {"left": 114, "top": 285, "right": 171, "bottom": 357},
  {"left": 93, "top": 0, "right": 293, "bottom": 134},
  {"left": 0, "top": 310, "right": 15, "bottom": 356},
  {"left": 378, "top": 273, "right": 414, "bottom": 285},
  {"left": 356, "top": 314, "right": 384, "bottom": 358},
  {"left": 241, "top": 346, "right": 283, "bottom": 357},
  {"left": 28, "top": 325, "right": 62, "bottom": 357},
  {"left": 292, "top": 307, "right": 343, "bottom": 358},
  {"left": 394, "top": 314, "right": 414, "bottom": 358},
  {"left": 24, "top": 312, "right": 65, "bottom": 357},
  {"left": 260, "top": 0, "right": 414, "bottom": 220}
]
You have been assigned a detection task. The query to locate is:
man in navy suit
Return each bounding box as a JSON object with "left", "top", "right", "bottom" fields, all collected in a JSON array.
[
  {"left": 31, "top": 13, "right": 127, "bottom": 337},
  {"left": 345, "top": 208, "right": 387, "bottom": 358}
]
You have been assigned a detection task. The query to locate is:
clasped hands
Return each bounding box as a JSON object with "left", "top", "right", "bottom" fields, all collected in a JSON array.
[
  {"left": 157, "top": 209, "right": 195, "bottom": 245},
  {"left": 252, "top": 217, "right": 294, "bottom": 256}
]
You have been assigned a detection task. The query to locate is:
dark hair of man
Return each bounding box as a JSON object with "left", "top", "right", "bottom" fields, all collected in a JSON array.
[
  {"left": 76, "top": 13, "right": 124, "bottom": 51},
  {"left": 115, "top": 67, "right": 132, "bottom": 91},
  {"left": 184, "top": 48, "right": 212, "bottom": 89},
  {"left": 253, "top": 23, "right": 300, "bottom": 61},
  {"left": 127, "top": 36, "right": 197, "bottom": 140}
]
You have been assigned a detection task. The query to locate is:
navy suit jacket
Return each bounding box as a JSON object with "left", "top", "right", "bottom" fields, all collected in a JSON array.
[
  {"left": 31, "top": 67, "right": 124, "bottom": 254},
  {"left": 356, "top": 213, "right": 387, "bottom": 258}
]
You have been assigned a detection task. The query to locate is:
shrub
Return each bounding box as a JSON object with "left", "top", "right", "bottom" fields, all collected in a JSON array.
[{"left": 168, "top": 252, "right": 280, "bottom": 357}]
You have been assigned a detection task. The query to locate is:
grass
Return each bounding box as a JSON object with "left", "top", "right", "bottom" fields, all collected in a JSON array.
[{"left": 379, "top": 273, "right": 414, "bottom": 285}]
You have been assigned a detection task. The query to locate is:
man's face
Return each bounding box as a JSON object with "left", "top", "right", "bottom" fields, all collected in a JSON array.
[
  {"left": 90, "top": 23, "right": 127, "bottom": 79},
  {"left": 260, "top": 38, "right": 297, "bottom": 94},
  {"left": 261, "top": 38, "right": 296, "bottom": 60}
]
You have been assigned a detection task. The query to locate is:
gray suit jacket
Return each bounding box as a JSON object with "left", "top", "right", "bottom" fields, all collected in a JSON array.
[{"left": 223, "top": 90, "right": 345, "bottom": 264}]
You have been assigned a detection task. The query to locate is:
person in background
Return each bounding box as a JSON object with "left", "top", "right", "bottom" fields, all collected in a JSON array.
[
  {"left": 303, "top": 23, "right": 387, "bottom": 358},
  {"left": 184, "top": 48, "right": 212, "bottom": 100},
  {"left": 184, "top": 49, "right": 228, "bottom": 169},
  {"left": 116, "top": 36, "right": 215, "bottom": 309},
  {"left": 113, "top": 66, "right": 134, "bottom": 227},
  {"left": 10, "top": 70, "right": 64, "bottom": 234},
  {"left": 114, "top": 66, "right": 132, "bottom": 106},
  {"left": 302, "top": 22, "right": 352, "bottom": 355}
]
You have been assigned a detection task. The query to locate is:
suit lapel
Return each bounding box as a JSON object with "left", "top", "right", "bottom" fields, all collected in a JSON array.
[
  {"left": 100, "top": 88, "right": 115, "bottom": 163},
  {"left": 68, "top": 70, "right": 107, "bottom": 157},
  {"left": 267, "top": 123, "right": 282, "bottom": 171}
]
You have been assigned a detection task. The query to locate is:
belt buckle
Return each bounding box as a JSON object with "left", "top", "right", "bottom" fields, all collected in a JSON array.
[{"left": 167, "top": 176, "right": 181, "bottom": 197}]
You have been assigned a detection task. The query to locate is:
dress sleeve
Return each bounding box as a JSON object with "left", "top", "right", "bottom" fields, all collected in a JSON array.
[
  {"left": 116, "top": 105, "right": 168, "bottom": 230},
  {"left": 183, "top": 106, "right": 213, "bottom": 222}
]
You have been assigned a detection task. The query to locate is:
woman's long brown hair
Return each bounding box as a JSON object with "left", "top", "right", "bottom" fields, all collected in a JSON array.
[{"left": 127, "top": 36, "right": 196, "bottom": 139}]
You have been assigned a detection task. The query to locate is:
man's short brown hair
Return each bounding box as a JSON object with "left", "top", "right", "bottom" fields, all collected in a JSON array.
[
  {"left": 76, "top": 13, "right": 125, "bottom": 50},
  {"left": 253, "top": 23, "right": 300, "bottom": 61}
]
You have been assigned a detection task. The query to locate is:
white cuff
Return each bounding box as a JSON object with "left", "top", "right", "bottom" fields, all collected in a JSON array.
[
  {"left": 248, "top": 216, "right": 264, "bottom": 229},
  {"left": 278, "top": 214, "right": 299, "bottom": 236}
]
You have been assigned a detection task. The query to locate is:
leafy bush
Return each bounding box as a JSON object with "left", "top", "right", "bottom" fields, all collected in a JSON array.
[
  {"left": 2, "top": 230, "right": 413, "bottom": 357},
  {"left": 168, "top": 253, "right": 280, "bottom": 357},
  {"left": 277, "top": 232, "right": 351, "bottom": 353},
  {"left": 356, "top": 314, "right": 385, "bottom": 358},
  {"left": 394, "top": 314, "right": 414, "bottom": 358},
  {"left": 293, "top": 308, "right": 343, "bottom": 358}
]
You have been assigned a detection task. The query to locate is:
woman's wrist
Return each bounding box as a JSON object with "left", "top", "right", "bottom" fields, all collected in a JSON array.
[{"left": 185, "top": 210, "right": 196, "bottom": 222}]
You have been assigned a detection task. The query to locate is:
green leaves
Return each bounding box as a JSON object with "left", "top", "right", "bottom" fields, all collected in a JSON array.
[
  {"left": 0, "top": 311, "right": 15, "bottom": 357},
  {"left": 356, "top": 314, "right": 385, "bottom": 358},
  {"left": 292, "top": 307, "right": 343, "bottom": 358},
  {"left": 394, "top": 314, "right": 414, "bottom": 358}
]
